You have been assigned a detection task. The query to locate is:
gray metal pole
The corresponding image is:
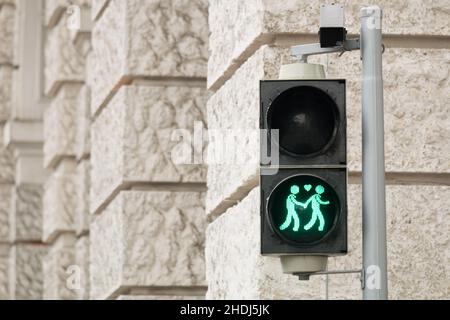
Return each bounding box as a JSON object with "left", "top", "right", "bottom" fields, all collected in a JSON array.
[{"left": 360, "top": 6, "right": 388, "bottom": 300}]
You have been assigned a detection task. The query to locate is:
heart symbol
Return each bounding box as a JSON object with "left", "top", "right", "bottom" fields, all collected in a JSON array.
[{"left": 304, "top": 185, "right": 312, "bottom": 192}]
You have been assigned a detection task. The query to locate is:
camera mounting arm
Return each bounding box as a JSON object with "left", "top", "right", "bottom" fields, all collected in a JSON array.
[{"left": 291, "top": 38, "right": 361, "bottom": 63}]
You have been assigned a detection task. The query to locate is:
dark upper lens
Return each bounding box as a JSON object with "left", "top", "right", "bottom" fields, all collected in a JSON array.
[{"left": 268, "top": 86, "right": 338, "bottom": 156}]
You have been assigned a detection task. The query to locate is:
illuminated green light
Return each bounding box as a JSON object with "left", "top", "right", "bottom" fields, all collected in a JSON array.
[
  {"left": 279, "top": 184, "right": 330, "bottom": 233},
  {"left": 268, "top": 175, "right": 339, "bottom": 244},
  {"left": 303, "top": 185, "right": 330, "bottom": 232},
  {"left": 279, "top": 185, "right": 305, "bottom": 232}
]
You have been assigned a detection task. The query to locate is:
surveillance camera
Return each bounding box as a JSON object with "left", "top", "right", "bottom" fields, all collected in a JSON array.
[{"left": 319, "top": 4, "right": 347, "bottom": 48}]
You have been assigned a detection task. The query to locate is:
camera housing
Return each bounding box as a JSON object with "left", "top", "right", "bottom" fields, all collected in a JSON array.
[{"left": 319, "top": 4, "right": 347, "bottom": 48}]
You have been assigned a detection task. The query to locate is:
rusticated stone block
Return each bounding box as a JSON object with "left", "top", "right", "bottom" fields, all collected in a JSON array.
[
  {"left": 45, "top": 0, "right": 66, "bottom": 27},
  {"left": 208, "top": 0, "right": 450, "bottom": 88},
  {"left": 85, "top": 51, "right": 94, "bottom": 90},
  {"left": 10, "top": 244, "right": 47, "bottom": 300},
  {"left": 75, "top": 160, "right": 90, "bottom": 236},
  {"left": 92, "top": 0, "right": 109, "bottom": 21},
  {"left": 327, "top": 185, "right": 450, "bottom": 300},
  {"left": 0, "top": 3, "right": 14, "bottom": 64},
  {"left": 207, "top": 46, "right": 450, "bottom": 216},
  {"left": 45, "top": 15, "right": 85, "bottom": 96},
  {"left": 0, "top": 0, "right": 15, "bottom": 7},
  {"left": 309, "top": 48, "right": 450, "bottom": 172},
  {"left": 71, "top": 19, "right": 92, "bottom": 58},
  {"left": 43, "top": 159, "right": 77, "bottom": 243},
  {"left": 0, "top": 124, "right": 14, "bottom": 184},
  {"left": 44, "top": 84, "right": 82, "bottom": 168},
  {"left": 90, "top": 0, "right": 208, "bottom": 114},
  {"left": 90, "top": 191, "right": 206, "bottom": 300},
  {"left": 75, "top": 235, "right": 89, "bottom": 300},
  {"left": 206, "top": 187, "right": 325, "bottom": 299},
  {"left": 45, "top": 0, "right": 91, "bottom": 28},
  {"left": 385, "top": 186, "right": 450, "bottom": 299},
  {"left": 206, "top": 45, "right": 288, "bottom": 216},
  {"left": 0, "top": 245, "right": 8, "bottom": 299},
  {"left": 12, "top": 184, "right": 44, "bottom": 242},
  {"left": 0, "top": 185, "right": 12, "bottom": 242},
  {"left": 91, "top": 85, "right": 207, "bottom": 214},
  {"left": 43, "top": 233, "right": 77, "bottom": 300},
  {"left": 0, "top": 65, "right": 13, "bottom": 121},
  {"left": 75, "top": 85, "right": 91, "bottom": 161}
]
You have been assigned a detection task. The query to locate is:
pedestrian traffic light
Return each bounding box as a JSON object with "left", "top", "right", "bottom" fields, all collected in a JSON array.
[{"left": 260, "top": 80, "right": 347, "bottom": 256}]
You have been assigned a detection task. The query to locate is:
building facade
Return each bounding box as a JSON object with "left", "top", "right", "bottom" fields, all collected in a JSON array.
[{"left": 0, "top": 0, "right": 448, "bottom": 300}]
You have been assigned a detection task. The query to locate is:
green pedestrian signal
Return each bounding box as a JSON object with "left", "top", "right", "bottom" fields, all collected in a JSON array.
[
  {"left": 280, "top": 185, "right": 303, "bottom": 232},
  {"left": 267, "top": 175, "right": 340, "bottom": 245},
  {"left": 303, "top": 185, "right": 329, "bottom": 232},
  {"left": 280, "top": 184, "right": 330, "bottom": 233}
]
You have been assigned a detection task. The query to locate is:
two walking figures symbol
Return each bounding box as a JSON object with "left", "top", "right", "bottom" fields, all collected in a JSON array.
[{"left": 279, "top": 185, "right": 330, "bottom": 232}]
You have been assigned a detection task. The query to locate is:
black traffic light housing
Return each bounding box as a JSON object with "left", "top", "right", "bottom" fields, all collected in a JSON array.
[
  {"left": 260, "top": 80, "right": 346, "bottom": 166},
  {"left": 260, "top": 168, "right": 347, "bottom": 255},
  {"left": 260, "top": 80, "right": 347, "bottom": 256}
]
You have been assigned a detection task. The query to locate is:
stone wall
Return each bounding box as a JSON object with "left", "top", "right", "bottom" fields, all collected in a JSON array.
[
  {"left": 42, "top": 0, "right": 90, "bottom": 300},
  {"left": 0, "top": 0, "right": 15, "bottom": 300},
  {"left": 1, "top": 0, "right": 210, "bottom": 301},
  {"left": 88, "top": 0, "right": 209, "bottom": 300},
  {"left": 205, "top": 0, "right": 450, "bottom": 299},
  {"left": 38, "top": 0, "right": 210, "bottom": 301},
  {"left": 0, "top": 0, "right": 448, "bottom": 300},
  {"left": 1, "top": 0, "right": 48, "bottom": 300}
]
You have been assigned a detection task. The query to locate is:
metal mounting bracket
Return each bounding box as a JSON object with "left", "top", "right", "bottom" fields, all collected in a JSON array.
[
  {"left": 294, "top": 269, "right": 363, "bottom": 282},
  {"left": 291, "top": 38, "right": 361, "bottom": 62}
]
